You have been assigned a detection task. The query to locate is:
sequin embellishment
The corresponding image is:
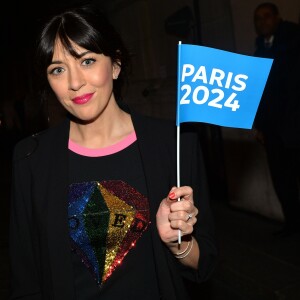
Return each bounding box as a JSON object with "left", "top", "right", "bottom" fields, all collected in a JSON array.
[{"left": 68, "top": 180, "right": 150, "bottom": 285}]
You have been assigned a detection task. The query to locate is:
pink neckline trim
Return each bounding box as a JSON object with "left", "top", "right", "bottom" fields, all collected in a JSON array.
[{"left": 68, "top": 131, "right": 137, "bottom": 157}]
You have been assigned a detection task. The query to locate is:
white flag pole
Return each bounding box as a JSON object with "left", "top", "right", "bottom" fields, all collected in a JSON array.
[
  {"left": 176, "top": 41, "right": 182, "bottom": 244},
  {"left": 176, "top": 124, "right": 181, "bottom": 244}
]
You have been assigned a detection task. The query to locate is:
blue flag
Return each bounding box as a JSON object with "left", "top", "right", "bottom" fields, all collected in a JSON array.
[{"left": 176, "top": 43, "right": 273, "bottom": 128}]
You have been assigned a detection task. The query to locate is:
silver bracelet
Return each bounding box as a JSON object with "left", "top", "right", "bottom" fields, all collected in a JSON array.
[
  {"left": 175, "top": 240, "right": 190, "bottom": 256},
  {"left": 175, "top": 238, "right": 194, "bottom": 259}
]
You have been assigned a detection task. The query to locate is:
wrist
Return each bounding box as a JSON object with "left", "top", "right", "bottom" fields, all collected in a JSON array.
[
  {"left": 174, "top": 237, "right": 194, "bottom": 259},
  {"left": 166, "top": 235, "right": 193, "bottom": 257}
]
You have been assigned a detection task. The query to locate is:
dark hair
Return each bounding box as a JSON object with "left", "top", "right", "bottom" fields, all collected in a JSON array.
[
  {"left": 254, "top": 2, "right": 279, "bottom": 15},
  {"left": 35, "top": 3, "right": 130, "bottom": 102}
]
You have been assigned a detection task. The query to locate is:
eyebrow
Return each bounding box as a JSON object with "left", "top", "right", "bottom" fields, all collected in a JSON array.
[
  {"left": 49, "top": 50, "right": 94, "bottom": 66},
  {"left": 76, "top": 50, "right": 93, "bottom": 58}
]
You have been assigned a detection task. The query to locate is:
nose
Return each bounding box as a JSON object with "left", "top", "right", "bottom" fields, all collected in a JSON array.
[{"left": 68, "top": 66, "right": 86, "bottom": 91}]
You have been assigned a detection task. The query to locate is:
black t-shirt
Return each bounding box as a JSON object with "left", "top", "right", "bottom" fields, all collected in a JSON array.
[{"left": 68, "top": 136, "right": 160, "bottom": 299}]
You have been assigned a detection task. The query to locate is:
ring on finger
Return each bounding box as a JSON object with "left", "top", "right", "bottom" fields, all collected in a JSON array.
[{"left": 186, "top": 213, "right": 193, "bottom": 222}]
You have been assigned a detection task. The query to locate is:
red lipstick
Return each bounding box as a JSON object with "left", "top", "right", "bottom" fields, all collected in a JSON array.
[{"left": 72, "top": 93, "right": 94, "bottom": 105}]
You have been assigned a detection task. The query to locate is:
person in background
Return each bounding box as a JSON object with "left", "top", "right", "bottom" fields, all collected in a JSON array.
[
  {"left": 9, "top": 3, "right": 218, "bottom": 299},
  {"left": 253, "top": 2, "right": 300, "bottom": 237}
]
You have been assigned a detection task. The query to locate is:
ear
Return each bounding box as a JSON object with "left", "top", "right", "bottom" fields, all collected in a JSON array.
[{"left": 112, "top": 61, "right": 121, "bottom": 80}]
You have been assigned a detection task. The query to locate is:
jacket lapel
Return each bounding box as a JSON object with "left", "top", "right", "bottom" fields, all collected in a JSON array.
[{"left": 45, "top": 119, "right": 75, "bottom": 299}]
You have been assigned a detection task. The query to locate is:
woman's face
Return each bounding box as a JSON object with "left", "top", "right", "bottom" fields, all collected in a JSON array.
[{"left": 47, "top": 39, "right": 120, "bottom": 123}]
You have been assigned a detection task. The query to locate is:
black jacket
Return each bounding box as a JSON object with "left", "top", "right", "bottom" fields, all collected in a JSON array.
[
  {"left": 9, "top": 109, "right": 218, "bottom": 299},
  {"left": 253, "top": 20, "right": 300, "bottom": 146}
]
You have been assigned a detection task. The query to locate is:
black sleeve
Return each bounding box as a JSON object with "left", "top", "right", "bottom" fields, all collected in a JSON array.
[{"left": 9, "top": 143, "right": 41, "bottom": 299}]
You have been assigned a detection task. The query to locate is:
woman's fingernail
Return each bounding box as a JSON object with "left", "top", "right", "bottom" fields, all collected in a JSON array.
[{"left": 169, "top": 192, "right": 176, "bottom": 199}]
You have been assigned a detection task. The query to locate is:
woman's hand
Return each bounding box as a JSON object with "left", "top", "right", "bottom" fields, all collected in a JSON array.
[
  {"left": 156, "top": 186, "right": 198, "bottom": 243},
  {"left": 156, "top": 186, "right": 200, "bottom": 268}
]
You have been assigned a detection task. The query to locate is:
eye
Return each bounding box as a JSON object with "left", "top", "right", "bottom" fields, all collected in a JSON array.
[
  {"left": 82, "top": 58, "right": 96, "bottom": 66},
  {"left": 49, "top": 67, "right": 65, "bottom": 75}
]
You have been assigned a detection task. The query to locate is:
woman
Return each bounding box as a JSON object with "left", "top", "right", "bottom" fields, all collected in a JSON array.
[{"left": 9, "top": 3, "right": 217, "bottom": 299}]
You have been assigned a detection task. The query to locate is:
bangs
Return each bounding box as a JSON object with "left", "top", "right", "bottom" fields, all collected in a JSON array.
[{"left": 55, "top": 14, "right": 104, "bottom": 58}]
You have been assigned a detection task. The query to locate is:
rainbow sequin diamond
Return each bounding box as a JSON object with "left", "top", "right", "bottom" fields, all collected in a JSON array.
[{"left": 68, "top": 180, "right": 150, "bottom": 285}]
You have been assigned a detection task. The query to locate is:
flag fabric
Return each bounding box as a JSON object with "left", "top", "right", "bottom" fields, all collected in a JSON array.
[{"left": 176, "top": 43, "right": 273, "bottom": 129}]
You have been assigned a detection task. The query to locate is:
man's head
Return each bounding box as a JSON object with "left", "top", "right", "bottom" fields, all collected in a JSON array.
[{"left": 254, "top": 2, "right": 281, "bottom": 38}]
